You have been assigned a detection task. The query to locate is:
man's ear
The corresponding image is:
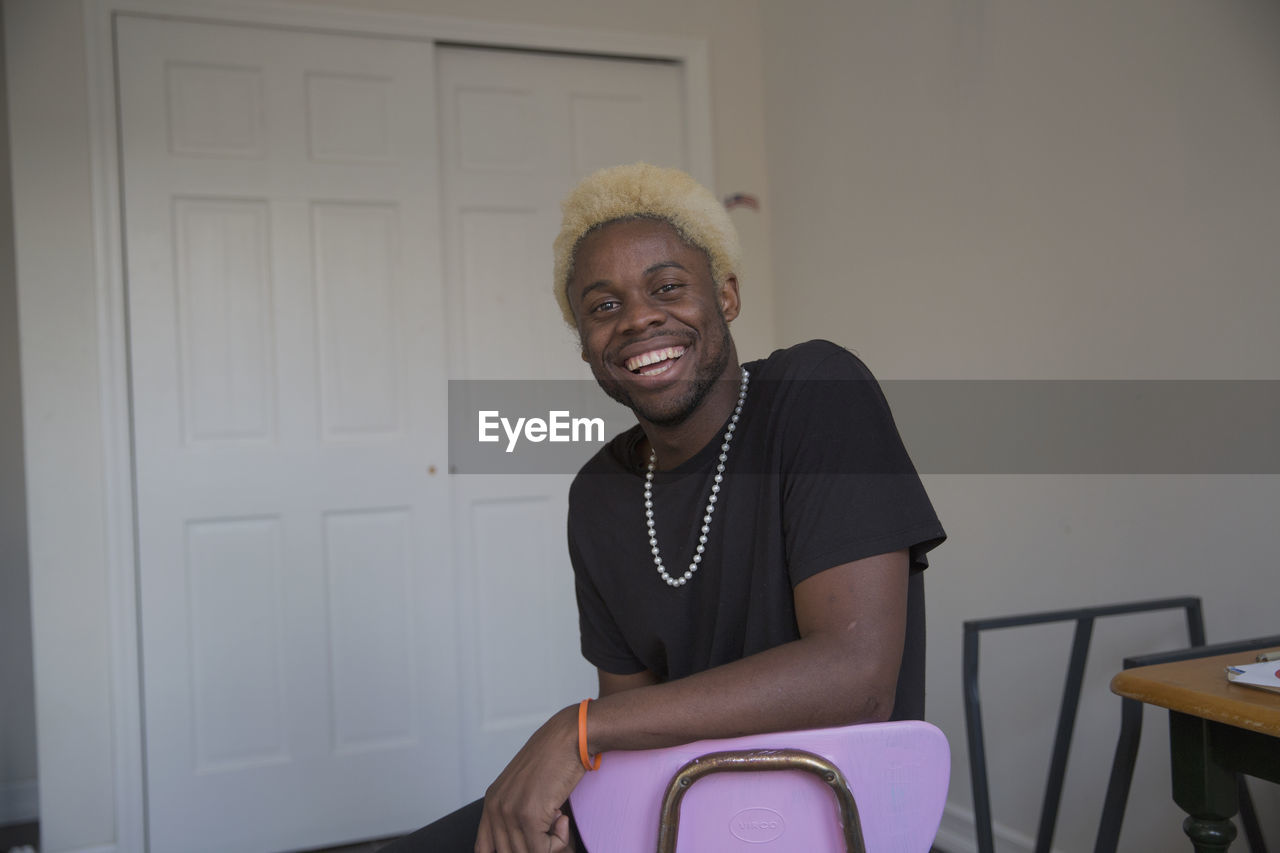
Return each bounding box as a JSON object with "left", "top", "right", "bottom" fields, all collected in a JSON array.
[{"left": 717, "top": 275, "right": 741, "bottom": 323}]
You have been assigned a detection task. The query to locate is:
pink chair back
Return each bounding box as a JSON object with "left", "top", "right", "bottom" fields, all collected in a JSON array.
[{"left": 569, "top": 720, "right": 949, "bottom": 853}]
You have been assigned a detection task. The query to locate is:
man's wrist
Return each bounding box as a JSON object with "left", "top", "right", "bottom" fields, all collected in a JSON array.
[{"left": 583, "top": 693, "right": 615, "bottom": 756}]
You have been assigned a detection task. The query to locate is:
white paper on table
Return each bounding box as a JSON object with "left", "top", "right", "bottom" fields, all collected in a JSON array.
[{"left": 1226, "top": 660, "right": 1280, "bottom": 694}]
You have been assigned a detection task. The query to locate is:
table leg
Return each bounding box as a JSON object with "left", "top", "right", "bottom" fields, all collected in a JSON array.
[{"left": 1169, "top": 711, "right": 1238, "bottom": 852}]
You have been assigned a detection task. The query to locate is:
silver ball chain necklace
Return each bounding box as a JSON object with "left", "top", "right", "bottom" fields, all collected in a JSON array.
[{"left": 644, "top": 366, "right": 750, "bottom": 587}]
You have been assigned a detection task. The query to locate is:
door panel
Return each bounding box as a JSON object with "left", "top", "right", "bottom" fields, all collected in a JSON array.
[
  {"left": 437, "top": 45, "right": 689, "bottom": 797},
  {"left": 118, "top": 17, "right": 457, "bottom": 852}
]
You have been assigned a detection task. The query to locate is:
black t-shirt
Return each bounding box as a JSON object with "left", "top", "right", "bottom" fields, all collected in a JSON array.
[{"left": 568, "top": 339, "right": 946, "bottom": 719}]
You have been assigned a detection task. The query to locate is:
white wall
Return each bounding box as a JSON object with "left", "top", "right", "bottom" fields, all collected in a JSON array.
[
  {"left": 5, "top": 0, "right": 119, "bottom": 848},
  {"left": 762, "top": 1, "right": 1280, "bottom": 851},
  {"left": 0, "top": 4, "right": 38, "bottom": 829},
  {"left": 6, "top": 0, "right": 773, "bottom": 849}
]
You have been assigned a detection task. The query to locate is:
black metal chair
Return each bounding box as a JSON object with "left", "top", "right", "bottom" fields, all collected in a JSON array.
[{"left": 962, "top": 596, "right": 1227, "bottom": 853}]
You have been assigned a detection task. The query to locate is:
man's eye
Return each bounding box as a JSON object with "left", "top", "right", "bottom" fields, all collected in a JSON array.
[
  {"left": 657, "top": 282, "right": 683, "bottom": 294},
  {"left": 591, "top": 300, "right": 620, "bottom": 314}
]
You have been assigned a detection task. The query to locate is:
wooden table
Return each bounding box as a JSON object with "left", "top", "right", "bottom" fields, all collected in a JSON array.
[{"left": 1111, "top": 647, "right": 1280, "bottom": 852}]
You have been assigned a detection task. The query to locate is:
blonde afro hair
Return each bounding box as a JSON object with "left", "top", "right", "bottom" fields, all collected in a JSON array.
[{"left": 552, "top": 163, "right": 742, "bottom": 327}]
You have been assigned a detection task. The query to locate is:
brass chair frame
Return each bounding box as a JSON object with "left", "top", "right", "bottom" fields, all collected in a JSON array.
[{"left": 655, "top": 748, "right": 867, "bottom": 853}]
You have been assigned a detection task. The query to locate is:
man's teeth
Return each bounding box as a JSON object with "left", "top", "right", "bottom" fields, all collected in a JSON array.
[
  {"left": 639, "top": 361, "right": 675, "bottom": 376},
  {"left": 626, "top": 346, "right": 685, "bottom": 373}
]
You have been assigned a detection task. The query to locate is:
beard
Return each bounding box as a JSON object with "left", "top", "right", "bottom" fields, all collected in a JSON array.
[{"left": 592, "top": 312, "right": 734, "bottom": 427}]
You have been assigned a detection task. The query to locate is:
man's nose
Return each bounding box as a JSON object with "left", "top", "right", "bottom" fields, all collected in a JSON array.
[{"left": 619, "top": 295, "right": 665, "bottom": 332}]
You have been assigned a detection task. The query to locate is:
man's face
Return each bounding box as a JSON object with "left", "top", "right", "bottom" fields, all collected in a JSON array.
[{"left": 567, "top": 218, "right": 740, "bottom": 426}]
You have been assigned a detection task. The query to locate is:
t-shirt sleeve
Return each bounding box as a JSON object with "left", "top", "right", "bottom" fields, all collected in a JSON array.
[
  {"left": 568, "top": 491, "right": 649, "bottom": 676},
  {"left": 776, "top": 344, "right": 946, "bottom": 585}
]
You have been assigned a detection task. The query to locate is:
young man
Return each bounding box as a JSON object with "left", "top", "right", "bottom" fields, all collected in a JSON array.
[{"left": 389, "top": 163, "right": 944, "bottom": 853}]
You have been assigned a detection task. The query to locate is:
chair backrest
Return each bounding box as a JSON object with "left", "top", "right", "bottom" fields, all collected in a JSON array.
[
  {"left": 961, "top": 596, "right": 1205, "bottom": 853},
  {"left": 569, "top": 720, "right": 949, "bottom": 853}
]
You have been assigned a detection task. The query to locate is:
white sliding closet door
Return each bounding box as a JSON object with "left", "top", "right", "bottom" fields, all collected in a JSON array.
[{"left": 118, "top": 15, "right": 695, "bottom": 850}]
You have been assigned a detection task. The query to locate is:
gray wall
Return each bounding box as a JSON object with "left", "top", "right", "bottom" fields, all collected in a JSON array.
[
  {"left": 0, "top": 3, "right": 38, "bottom": 828},
  {"left": 762, "top": 1, "right": 1280, "bottom": 850}
]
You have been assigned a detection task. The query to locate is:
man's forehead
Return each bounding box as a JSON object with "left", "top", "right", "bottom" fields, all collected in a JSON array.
[{"left": 571, "top": 218, "right": 709, "bottom": 274}]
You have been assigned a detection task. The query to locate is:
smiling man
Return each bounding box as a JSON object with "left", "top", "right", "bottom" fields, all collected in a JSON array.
[{"left": 386, "top": 163, "right": 945, "bottom": 853}]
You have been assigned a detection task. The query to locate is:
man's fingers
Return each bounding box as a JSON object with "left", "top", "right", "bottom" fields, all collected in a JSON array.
[
  {"left": 516, "top": 813, "right": 549, "bottom": 853},
  {"left": 476, "top": 807, "right": 518, "bottom": 853},
  {"left": 493, "top": 823, "right": 520, "bottom": 853},
  {"left": 549, "top": 813, "right": 573, "bottom": 852},
  {"left": 490, "top": 815, "right": 524, "bottom": 853},
  {"left": 474, "top": 815, "right": 492, "bottom": 853},
  {"left": 479, "top": 798, "right": 563, "bottom": 853}
]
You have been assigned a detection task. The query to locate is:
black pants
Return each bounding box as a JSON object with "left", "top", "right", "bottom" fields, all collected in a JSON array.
[{"left": 380, "top": 798, "right": 585, "bottom": 852}]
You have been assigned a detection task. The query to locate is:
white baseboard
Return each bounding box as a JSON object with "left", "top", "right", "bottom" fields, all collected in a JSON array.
[
  {"left": 935, "top": 803, "right": 981, "bottom": 853},
  {"left": 0, "top": 779, "right": 37, "bottom": 826},
  {"left": 934, "top": 802, "right": 1062, "bottom": 853}
]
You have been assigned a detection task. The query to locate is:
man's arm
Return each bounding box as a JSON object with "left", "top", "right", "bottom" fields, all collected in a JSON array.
[
  {"left": 598, "top": 668, "right": 658, "bottom": 698},
  {"left": 474, "top": 549, "right": 908, "bottom": 853},
  {"left": 588, "top": 548, "right": 908, "bottom": 749}
]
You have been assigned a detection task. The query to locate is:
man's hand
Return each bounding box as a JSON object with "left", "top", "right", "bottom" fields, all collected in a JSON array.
[{"left": 475, "top": 704, "right": 584, "bottom": 853}]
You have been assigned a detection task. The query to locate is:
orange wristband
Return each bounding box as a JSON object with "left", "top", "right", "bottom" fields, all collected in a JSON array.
[{"left": 578, "top": 699, "right": 601, "bottom": 771}]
